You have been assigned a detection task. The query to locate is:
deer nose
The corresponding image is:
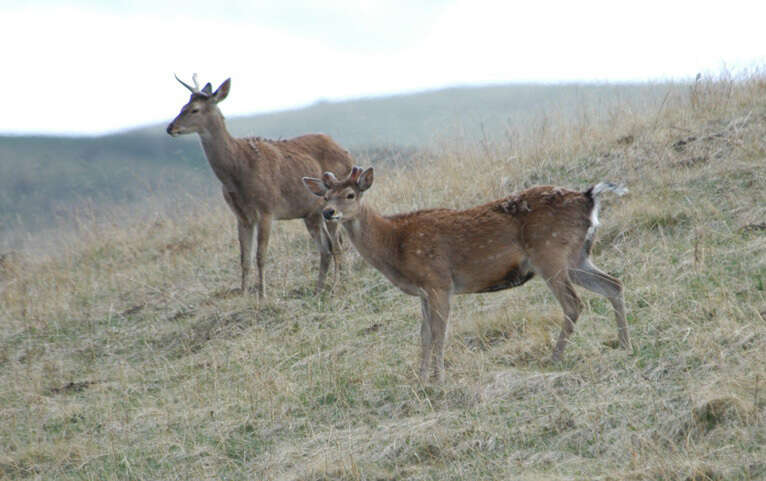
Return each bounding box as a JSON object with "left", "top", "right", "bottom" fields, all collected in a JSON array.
[
  {"left": 323, "top": 208, "right": 336, "bottom": 220},
  {"left": 166, "top": 122, "right": 178, "bottom": 137}
]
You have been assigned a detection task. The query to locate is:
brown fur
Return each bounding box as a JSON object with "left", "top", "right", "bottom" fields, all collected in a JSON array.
[
  {"left": 303, "top": 167, "right": 631, "bottom": 382},
  {"left": 168, "top": 76, "right": 353, "bottom": 296}
]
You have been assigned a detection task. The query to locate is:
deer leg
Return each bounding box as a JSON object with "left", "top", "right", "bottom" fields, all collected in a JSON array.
[
  {"left": 537, "top": 264, "right": 583, "bottom": 361},
  {"left": 223, "top": 190, "right": 255, "bottom": 295},
  {"left": 569, "top": 259, "right": 631, "bottom": 351},
  {"left": 427, "top": 289, "right": 451, "bottom": 383},
  {"left": 303, "top": 214, "right": 332, "bottom": 293},
  {"left": 255, "top": 213, "right": 273, "bottom": 298},
  {"left": 237, "top": 220, "right": 255, "bottom": 294},
  {"left": 419, "top": 296, "right": 433, "bottom": 382},
  {"left": 324, "top": 218, "right": 344, "bottom": 279},
  {"left": 419, "top": 289, "right": 451, "bottom": 383}
]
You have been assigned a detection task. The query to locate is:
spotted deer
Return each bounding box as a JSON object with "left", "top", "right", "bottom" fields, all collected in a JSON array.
[
  {"left": 167, "top": 74, "right": 353, "bottom": 296},
  {"left": 303, "top": 167, "right": 631, "bottom": 382}
]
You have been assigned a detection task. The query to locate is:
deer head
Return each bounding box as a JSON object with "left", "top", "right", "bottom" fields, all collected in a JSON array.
[
  {"left": 303, "top": 166, "right": 374, "bottom": 221},
  {"left": 167, "top": 74, "right": 231, "bottom": 136}
]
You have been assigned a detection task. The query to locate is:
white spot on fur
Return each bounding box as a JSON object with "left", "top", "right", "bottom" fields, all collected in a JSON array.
[{"left": 587, "top": 202, "right": 600, "bottom": 241}]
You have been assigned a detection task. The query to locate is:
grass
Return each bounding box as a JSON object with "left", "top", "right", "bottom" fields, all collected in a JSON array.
[{"left": 1, "top": 72, "right": 765, "bottom": 480}]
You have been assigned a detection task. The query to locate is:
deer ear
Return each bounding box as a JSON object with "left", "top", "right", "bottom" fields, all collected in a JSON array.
[
  {"left": 201, "top": 82, "right": 213, "bottom": 95},
  {"left": 302, "top": 177, "right": 327, "bottom": 197},
  {"left": 357, "top": 167, "right": 374, "bottom": 191},
  {"left": 213, "top": 78, "right": 231, "bottom": 103}
]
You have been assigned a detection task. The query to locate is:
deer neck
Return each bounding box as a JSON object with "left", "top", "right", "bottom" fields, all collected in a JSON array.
[
  {"left": 343, "top": 204, "right": 398, "bottom": 270},
  {"left": 197, "top": 113, "right": 241, "bottom": 181}
]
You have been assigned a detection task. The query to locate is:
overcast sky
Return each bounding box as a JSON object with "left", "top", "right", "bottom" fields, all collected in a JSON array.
[{"left": 2, "top": 0, "right": 764, "bottom": 136}]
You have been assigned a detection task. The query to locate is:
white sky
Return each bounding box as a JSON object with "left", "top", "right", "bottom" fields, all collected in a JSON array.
[{"left": 1, "top": 0, "right": 764, "bottom": 136}]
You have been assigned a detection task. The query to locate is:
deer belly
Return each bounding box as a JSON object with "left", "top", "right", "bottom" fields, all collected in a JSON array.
[
  {"left": 476, "top": 268, "right": 535, "bottom": 293},
  {"left": 456, "top": 256, "right": 534, "bottom": 294}
]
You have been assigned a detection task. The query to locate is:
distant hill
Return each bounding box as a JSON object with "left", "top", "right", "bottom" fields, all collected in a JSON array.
[
  {"left": 0, "top": 82, "right": 672, "bottom": 249},
  {"left": 137, "top": 82, "right": 671, "bottom": 148},
  {"left": 0, "top": 133, "right": 213, "bottom": 248}
]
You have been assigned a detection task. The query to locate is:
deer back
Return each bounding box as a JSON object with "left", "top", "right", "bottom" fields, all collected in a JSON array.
[
  {"left": 372, "top": 186, "right": 595, "bottom": 294},
  {"left": 228, "top": 134, "right": 353, "bottom": 219}
]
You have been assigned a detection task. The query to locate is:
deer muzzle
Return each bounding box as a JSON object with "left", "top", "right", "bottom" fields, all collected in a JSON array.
[
  {"left": 323, "top": 208, "right": 341, "bottom": 221},
  {"left": 166, "top": 123, "right": 180, "bottom": 136}
]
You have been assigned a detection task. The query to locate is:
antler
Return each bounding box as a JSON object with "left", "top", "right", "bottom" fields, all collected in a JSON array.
[
  {"left": 174, "top": 73, "right": 205, "bottom": 95},
  {"left": 322, "top": 172, "right": 340, "bottom": 187},
  {"left": 348, "top": 166, "right": 363, "bottom": 182},
  {"left": 320, "top": 167, "right": 364, "bottom": 188}
]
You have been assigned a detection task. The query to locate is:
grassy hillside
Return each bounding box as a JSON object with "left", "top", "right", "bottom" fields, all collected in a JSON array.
[
  {"left": 0, "top": 74, "right": 764, "bottom": 480},
  {"left": 0, "top": 133, "right": 213, "bottom": 250},
  {"left": 0, "top": 82, "right": 670, "bottom": 250}
]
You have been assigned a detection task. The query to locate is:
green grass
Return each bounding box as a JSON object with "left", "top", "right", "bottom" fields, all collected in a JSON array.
[{"left": 0, "top": 72, "right": 765, "bottom": 480}]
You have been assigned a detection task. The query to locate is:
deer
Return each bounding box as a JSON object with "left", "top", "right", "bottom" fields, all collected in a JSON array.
[
  {"left": 167, "top": 74, "right": 353, "bottom": 297},
  {"left": 303, "top": 167, "right": 631, "bottom": 382}
]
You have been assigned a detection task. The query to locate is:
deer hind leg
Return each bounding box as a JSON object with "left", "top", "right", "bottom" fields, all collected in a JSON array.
[
  {"left": 550, "top": 276, "right": 583, "bottom": 361},
  {"left": 303, "top": 213, "right": 332, "bottom": 293},
  {"left": 420, "top": 289, "right": 451, "bottom": 383},
  {"left": 569, "top": 258, "right": 631, "bottom": 351},
  {"left": 255, "top": 213, "right": 273, "bottom": 298},
  {"left": 237, "top": 220, "right": 255, "bottom": 294},
  {"left": 534, "top": 259, "right": 583, "bottom": 361}
]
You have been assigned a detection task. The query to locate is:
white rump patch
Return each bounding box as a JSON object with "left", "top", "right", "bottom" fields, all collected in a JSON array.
[
  {"left": 587, "top": 182, "right": 627, "bottom": 240},
  {"left": 587, "top": 202, "right": 600, "bottom": 241}
]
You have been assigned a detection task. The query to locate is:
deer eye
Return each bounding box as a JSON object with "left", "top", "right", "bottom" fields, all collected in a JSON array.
[
  {"left": 191, "top": 108, "right": 200, "bottom": 114},
  {"left": 346, "top": 193, "right": 355, "bottom": 200}
]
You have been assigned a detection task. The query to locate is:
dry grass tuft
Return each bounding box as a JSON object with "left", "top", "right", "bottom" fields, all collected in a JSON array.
[{"left": 691, "top": 396, "right": 750, "bottom": 432}]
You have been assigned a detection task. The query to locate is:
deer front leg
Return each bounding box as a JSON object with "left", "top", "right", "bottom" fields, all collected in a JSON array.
[
  {"left": 304, "top": 213, "right": 332, "bottom": 294},
  {"left": 420, "top": 289, "right": 452, "bottom": 383},
  {"left": 428, "top": 289, "right": 451, "bottom": 383},
  {"left": 419, "top": 296, "right": 433, "bottom": 383},
  {"left": 255, "top": 213, "right": 273, "bottom": 298},
  {"left": 237, "top": 220, "right": 255, "bottom": 294},
  {"left": 324, "top": 218, "right": 344, "bottom": 280}
]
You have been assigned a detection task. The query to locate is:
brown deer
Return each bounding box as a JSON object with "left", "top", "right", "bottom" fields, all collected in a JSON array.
[
  {"left": 167, "top": 74, "right": 353, "bottom": 296},
  {"left": 303, "top": 167, "right": 631, "bottom": 382}
]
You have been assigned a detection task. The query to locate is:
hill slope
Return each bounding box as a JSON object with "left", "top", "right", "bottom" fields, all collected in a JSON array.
[{"left": 0, "top": 75, "right": 764, "bottom": 480}]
